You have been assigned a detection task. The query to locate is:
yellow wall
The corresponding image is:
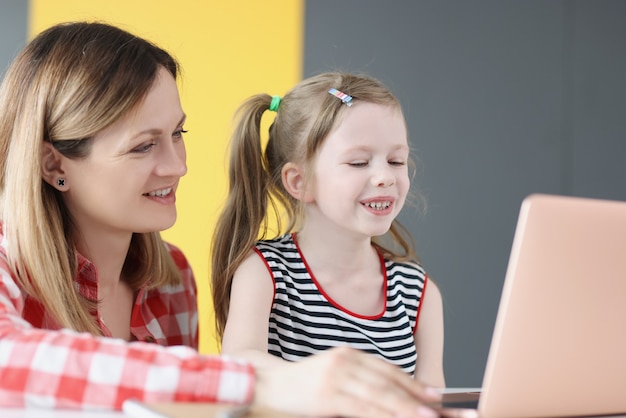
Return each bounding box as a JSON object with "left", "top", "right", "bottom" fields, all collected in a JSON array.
[{"left": 29, "top": 0, "right": 303, "bottom": 353}]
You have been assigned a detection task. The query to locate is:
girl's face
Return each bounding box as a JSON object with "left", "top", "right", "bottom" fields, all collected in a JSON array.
[
  {"left": 307, "top": 101, "right": 410, "bottom": 238},
  {"left": 58, "top": 67, "right": 187, "bottom": 239}
]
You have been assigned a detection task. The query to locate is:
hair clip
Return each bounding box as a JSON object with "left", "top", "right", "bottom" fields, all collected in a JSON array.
[{"left": 328, "top": 88, "right": 353, "bottom": 107}]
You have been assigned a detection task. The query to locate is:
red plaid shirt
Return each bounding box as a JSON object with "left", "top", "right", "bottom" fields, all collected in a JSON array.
[{"left": 0, "top": 226, "right": 254, "bottom": 410}]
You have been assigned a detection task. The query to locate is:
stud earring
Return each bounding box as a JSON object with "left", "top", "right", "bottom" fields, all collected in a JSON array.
[{"left": 57, "top": 178, "right": 65, "bottom": 187}]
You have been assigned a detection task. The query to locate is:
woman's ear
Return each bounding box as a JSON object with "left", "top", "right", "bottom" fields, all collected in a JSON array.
[
  {"left": 41, "top": 141, "right": 66, "bottom": 190},
  {"left": 282, "top": 162, "right": 314, "bottom": 203}
]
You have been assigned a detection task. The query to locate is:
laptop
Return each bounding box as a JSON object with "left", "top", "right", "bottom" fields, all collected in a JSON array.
[{"left": 438, "top": 193, "right": 626, "bottom": 418}]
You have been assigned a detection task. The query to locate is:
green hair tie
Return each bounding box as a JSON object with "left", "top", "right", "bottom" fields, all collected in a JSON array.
[{"left": 269, "top": 95, "right": 281, "bottom": 112}]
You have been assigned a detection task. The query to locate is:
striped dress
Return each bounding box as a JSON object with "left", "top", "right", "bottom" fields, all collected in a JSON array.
[{"left": 254, "top": 232, "right": 428, "bottom": 375}]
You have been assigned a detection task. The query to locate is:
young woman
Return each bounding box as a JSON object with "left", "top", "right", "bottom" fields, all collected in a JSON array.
[
  {"left": 212, "top": 72, "right": 446, "bottom": 388},
  {"left": 0, "top": 22, "right": 440, "bottom": 418}
]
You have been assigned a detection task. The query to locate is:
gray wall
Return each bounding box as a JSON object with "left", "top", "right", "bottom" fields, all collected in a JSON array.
[
  {"left": 0, "top": 1, "right": 27, "bottom": 76},
  {"left": 304, "top": 0, "right": 626, "bottom": 387}
]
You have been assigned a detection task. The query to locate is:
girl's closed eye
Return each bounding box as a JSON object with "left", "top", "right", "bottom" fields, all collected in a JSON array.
[
  {"left": 389, "top": 159, "right": 406, "bottom": 166},
  {"left": 348, "top": 160, "right": 369, "bottom": 168}
]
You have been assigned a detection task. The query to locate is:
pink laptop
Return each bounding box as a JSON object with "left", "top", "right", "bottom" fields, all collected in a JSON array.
[{"left": 439, "top": 194, "right": 626, "bottom": 418}]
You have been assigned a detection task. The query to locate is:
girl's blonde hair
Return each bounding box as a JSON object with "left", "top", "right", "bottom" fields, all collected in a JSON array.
[
  {"left": 211, "top": 72, "right": 423, "bottom": 340},
  {"left": 0, "top": 21, "right": 182, "bottom": 335}
]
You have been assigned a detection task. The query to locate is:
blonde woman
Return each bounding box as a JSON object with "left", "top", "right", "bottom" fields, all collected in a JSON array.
[{"left": 0, "top": 21, "right": 440, "bottom": 418}]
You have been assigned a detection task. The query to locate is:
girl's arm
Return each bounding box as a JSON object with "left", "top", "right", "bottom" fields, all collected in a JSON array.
[
  {"left": 414, "top": 277, "right": 446, "bottom": 388},
  {"left": 221, "top": 250, "right": 286, "bottom": 368}
]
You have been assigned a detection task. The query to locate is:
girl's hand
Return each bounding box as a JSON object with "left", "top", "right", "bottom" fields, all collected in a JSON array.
[{"left": 253, "top": 346, "right": 441, "bottom": 418}]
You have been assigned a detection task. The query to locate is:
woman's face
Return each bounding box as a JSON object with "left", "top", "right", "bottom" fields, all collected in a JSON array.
[{"left": 59, "top": 67, "right": 187, "bottom": 240}]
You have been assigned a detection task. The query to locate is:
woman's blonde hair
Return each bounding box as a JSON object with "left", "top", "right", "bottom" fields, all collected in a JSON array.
[
  {"left": 0, "top": 21, "right": 182, "bottom": 335},
  {"left": 211, "top": 72, "right": 424, "bottom": 340}
]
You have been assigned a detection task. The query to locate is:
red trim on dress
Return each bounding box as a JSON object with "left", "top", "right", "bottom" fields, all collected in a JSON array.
[
  {"left": 291, "top": 232, "right": 387, "bottom": 320},
  {"left": 252, "top": 247, "right": 277, "bottom": 306},
  {"left": 413, "top": 273, "right": 428, "bottom": 335}
]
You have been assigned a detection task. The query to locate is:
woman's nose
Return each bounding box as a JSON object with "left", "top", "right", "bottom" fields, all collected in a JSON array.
[{"left": 156, "top": 140, "right": 187, "bottom": 177}]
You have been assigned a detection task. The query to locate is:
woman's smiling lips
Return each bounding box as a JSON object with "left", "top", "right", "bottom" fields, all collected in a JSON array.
[
  {"left": 143, "top": 186, "right": 176, "bottom": 204},
  {"left": 145, "top": 187, "right": 172, "bottom": 197}
]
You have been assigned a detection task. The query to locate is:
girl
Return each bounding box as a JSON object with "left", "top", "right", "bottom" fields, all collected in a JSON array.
[
  {"left": 0, "top": 23, "right": 439, "bottom": 417},
  {"left": 212, "top": 72, "right": 446, "bottom": 387}
]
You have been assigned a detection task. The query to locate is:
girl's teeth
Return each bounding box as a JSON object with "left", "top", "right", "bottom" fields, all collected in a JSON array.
[{"left": 366, "top": 201, "right": 390, "bottom": 209}]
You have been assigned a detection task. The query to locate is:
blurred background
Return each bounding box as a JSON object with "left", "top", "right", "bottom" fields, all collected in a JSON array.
[{"left": 1, "top": 0, "right": 624, "bottom": 388}]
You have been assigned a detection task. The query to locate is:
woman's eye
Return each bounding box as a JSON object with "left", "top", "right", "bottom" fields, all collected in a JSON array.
[
  {"left": 132, "top": 142, "right": 156, "bottom": 153},
  {"left": 173, "top": 129, "right": 188, "bottom": 140}
]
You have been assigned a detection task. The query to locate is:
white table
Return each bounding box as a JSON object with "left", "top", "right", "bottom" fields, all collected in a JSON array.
[
  {"left": 0, "top": 389, "right": 481, "bottom": 417},
  {"left": 0, "top": 409, "right": 124, "bottom": 418},
  {"left": 3, "top": 389, "right": 624, "bottom": 418}
]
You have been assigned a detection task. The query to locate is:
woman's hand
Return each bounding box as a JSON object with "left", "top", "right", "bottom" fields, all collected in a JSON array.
[{"left": 253, "top": 346, "right": 441, "bottom": 418}]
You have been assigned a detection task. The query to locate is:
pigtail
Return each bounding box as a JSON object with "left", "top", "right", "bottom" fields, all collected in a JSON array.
[{"left": 211, "top": 94, "right": 274, "bottom": 341}]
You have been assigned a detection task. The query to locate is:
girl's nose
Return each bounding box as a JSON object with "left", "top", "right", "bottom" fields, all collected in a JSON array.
[{"left": 372, "top": 167, "right": 395, "bottom": 187}]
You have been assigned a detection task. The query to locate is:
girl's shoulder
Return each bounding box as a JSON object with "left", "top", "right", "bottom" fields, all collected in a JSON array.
[
  {"left": 384, "top": 258, "right": 427, "bottom": 285},
  {"left": 384, "top": 257, "right": 426, "bottom": 273},
  {"left": 255, "top": 233, "right": 295, "bottom": 249}
]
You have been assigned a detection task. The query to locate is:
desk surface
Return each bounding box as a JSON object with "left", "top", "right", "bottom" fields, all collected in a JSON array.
[
  {"left": 0, "top": 389, "right": 477, "bottom": 418},
  {"left": 14, "top": 388, "right": 626, "bottom": 418},
  {"left": 0, "top": 409, "right": 124, "bottom": 418}
]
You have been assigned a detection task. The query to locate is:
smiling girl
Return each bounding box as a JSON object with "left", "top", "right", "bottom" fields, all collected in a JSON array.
[{"left": 212, "top": 72, "right": 446, "bottom": 388}]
